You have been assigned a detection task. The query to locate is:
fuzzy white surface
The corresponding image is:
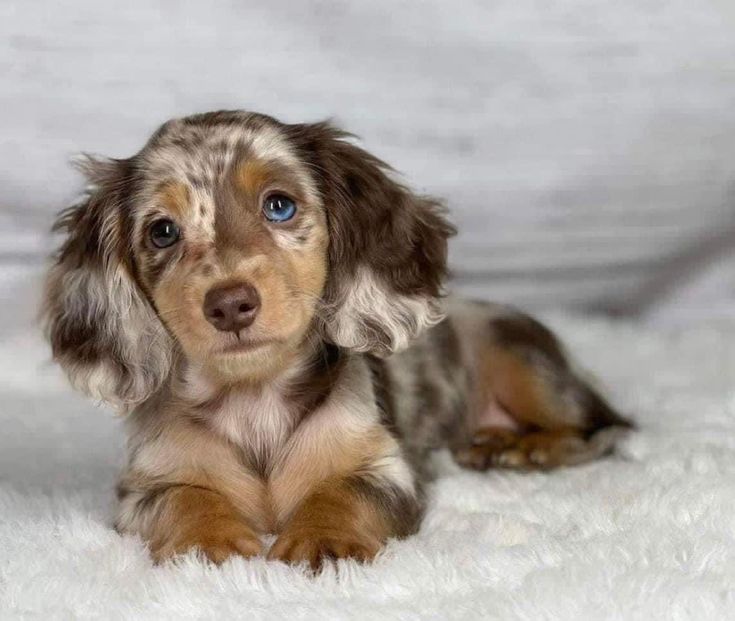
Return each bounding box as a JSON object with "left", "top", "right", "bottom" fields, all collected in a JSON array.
[{"left": 1, "top": 268, "right": 734, "bottom": 620}]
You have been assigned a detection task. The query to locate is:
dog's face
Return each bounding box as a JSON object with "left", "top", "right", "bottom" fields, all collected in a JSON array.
[
  {"left": 43, "top": 111, "right": 455, "bottom": 408},
  {"left": 132, "top": 118, "right": 329, "bottom": 382}
]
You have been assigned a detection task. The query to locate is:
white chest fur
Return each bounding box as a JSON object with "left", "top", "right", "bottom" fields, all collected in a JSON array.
[
  {"left": 209, "top": 385, "right": 296, "bottom": 466},
  {"left": 180, "top": 361, "right": 302, "bottom": 468},
  {"left": 181, "top": 355, "right": 381, "bottom": 474}
]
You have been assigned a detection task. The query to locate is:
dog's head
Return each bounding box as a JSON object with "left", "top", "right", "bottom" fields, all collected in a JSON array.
[{"left": 42, "top": 111, "right": 455, "bottom": 409}]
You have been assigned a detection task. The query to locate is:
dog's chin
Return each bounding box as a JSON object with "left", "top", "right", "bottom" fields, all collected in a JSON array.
[{"left": 199, "top": 339, "right": 296, "bottom": 384}]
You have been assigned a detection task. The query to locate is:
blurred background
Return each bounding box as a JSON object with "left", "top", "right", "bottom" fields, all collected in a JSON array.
[{"left": 2, "top": 0, "right": 735, "bottom": 338}]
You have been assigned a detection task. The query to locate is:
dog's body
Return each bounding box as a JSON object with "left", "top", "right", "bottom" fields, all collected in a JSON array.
[{"left": 43, "top": 111, "right": 630, "bottom": 568}]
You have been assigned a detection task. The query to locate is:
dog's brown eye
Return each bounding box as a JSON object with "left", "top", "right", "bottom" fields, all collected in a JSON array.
[{"left": 149, "top": 219, "right": 181, "bottom": 249}]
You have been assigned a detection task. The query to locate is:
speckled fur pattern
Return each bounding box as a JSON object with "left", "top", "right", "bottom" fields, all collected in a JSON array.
[{"left": 41, "top": 110, "right": 630, "bottom": 569}]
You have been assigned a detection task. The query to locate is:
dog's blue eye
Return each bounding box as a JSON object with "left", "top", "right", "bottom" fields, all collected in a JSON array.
[
  {"left": 262, "top": 194, "right": 296, "bottom": 222},
  {"left": 149, "top": 219, "right": 180, "bottom": 248}
]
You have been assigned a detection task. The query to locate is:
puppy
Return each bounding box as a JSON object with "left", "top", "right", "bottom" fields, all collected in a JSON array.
[{"left": 42, "top": 111, "right": 631, "bottom": 569}]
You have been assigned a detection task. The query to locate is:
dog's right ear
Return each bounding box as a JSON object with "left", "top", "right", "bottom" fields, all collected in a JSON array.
[{"left": 41, "top": 156, "right": 171, "bottom": 411}]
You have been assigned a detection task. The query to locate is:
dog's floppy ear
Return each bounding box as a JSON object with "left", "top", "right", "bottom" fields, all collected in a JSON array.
[
  {"left": 285, "top": 122, "right": 456, "bottom": 356},
  {"left": 42, "top": 156, "right": 171, "bottom": 410}
]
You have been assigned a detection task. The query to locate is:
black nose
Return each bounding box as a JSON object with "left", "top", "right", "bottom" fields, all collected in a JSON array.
[{"left": 203, "top": 282, "right": 261, "bottom": 333}]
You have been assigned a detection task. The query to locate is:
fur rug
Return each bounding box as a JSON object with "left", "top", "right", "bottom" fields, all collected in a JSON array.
[{"left": 1, "top": 285, "right": 734, "bottom": 619}]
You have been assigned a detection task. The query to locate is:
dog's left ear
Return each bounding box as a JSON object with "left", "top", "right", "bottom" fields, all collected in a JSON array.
[{"left": 285, "top": 122, "right": 456, "bottom": 356}]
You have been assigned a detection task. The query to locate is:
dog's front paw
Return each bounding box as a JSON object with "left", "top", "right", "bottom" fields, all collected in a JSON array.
[
  {"left": 267, "top": 527, "right": 381, "bottom": 571},
  {"left": 150, "top": 517, "right": 263, "bottom": 565}
]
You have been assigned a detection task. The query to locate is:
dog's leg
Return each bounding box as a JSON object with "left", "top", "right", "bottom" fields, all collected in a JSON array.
[
  {"left": 454, "top": 425, "right": 629, "bottom": 471},
  {"left": 118, "top": 484, "right": 264, "bottom": 564},
  {"left": 268, "top": 412, "right": 422, "bottom": 571},
  {"left": 268, "top": 473, "right": 421, "bottom": 571},
  {"left": 115, "top": 417, "right": 270, "bottom": 564},
  {"left": 453, "top": 312, "right": 632, "bottom": 471}
]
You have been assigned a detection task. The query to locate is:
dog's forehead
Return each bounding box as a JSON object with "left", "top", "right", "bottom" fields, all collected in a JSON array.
[
  {"left": 132, "top": 115, "right": 323, "bottom": 242},
  {"left": 139, "top": 117, "right": 303, "bottom": 188}
]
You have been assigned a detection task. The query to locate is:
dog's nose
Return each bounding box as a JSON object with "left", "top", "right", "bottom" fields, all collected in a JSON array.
[{"left": 203, "top": 282, "right": 261, "bottom": 333}]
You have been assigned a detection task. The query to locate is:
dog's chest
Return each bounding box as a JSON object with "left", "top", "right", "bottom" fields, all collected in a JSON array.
[{"left": 208, "top": 387, "right": 296, "bottom": 468}]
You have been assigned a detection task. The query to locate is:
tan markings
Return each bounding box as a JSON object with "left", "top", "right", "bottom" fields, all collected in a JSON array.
[
  {"left": 150, "top": 189, "right": 328, "bottom": 385},
  {"left": 120, "top": 410, "right": 273, "bottom": 532},
  {"left": 145, "top": 485, "right": 263, "bottom": 564},
  {"left": 478, "top": 345, "right": 583, "bottom": 430},
  {"left": 233, "top": 158, "right": 314, "bottom": 205},
  {"left": 157, "top": 181, "right": 191, "bottom": 219},
  {"left": 144, "top": 151, "right": 329, "bottom": 388},
  {"left": 235, "top": 159, "right": 272, "bottom": 197},
  {"left": 267, "top": 477, "right": 389, "bottom": 571},
  {"left": 117, "top": 357, "right": 410, "bottom": 566},
  {"left": 454, "top": 426, "right": 610, "bottom": 471},
  {"left": 269, "top": 421, "right": 394, "bottom": 526},
  {"left": 267, "top": 357, "right": 396, "bottom": 525},
  {"left": 152, "top": 256, "right": 309, "bottom": 384}
]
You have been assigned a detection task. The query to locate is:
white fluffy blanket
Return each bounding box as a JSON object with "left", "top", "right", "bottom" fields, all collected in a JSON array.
[{"left": 1, "top": 274, "right": 734, "bottom": 619}]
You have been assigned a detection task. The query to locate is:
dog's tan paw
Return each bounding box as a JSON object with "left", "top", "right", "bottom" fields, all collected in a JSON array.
[
  {"left": 150, "top": 518, "right": 263, "bottom": 565},
  {"left": 268, "top": 528, "right": 381, "bottom": 571},
  {"left": 454, "top": 427, "right": 592, "bottom": 471}
]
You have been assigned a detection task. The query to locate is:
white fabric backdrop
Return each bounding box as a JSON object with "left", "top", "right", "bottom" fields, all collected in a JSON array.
[{"left": 2, "top": 0, "right": 735, "bottom": 319}]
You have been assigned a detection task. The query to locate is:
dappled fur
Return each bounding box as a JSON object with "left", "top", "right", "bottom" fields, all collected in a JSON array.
[
  {"left": 42, "top": 110, "right": 630, "bottom": 569},
  {"left": 44, "top": 158, "right": 172, "bottom": 409}
]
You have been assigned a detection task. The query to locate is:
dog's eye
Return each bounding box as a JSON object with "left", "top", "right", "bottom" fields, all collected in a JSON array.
[
  {"left": 149, "top": 219, "right": 181, "bottom": 248},
  {"left": 262, "top": 194, "right": 296, "bottom": 223}
]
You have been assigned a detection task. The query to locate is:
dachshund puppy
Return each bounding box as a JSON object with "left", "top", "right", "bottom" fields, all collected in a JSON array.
[{"left": 42, "top": 111, "right": 631, "bottom": 569}]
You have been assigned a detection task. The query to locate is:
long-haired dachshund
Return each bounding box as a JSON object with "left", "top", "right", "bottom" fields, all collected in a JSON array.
[{"left": 42, "top": 111, "right": 631, "bottom": 569}]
